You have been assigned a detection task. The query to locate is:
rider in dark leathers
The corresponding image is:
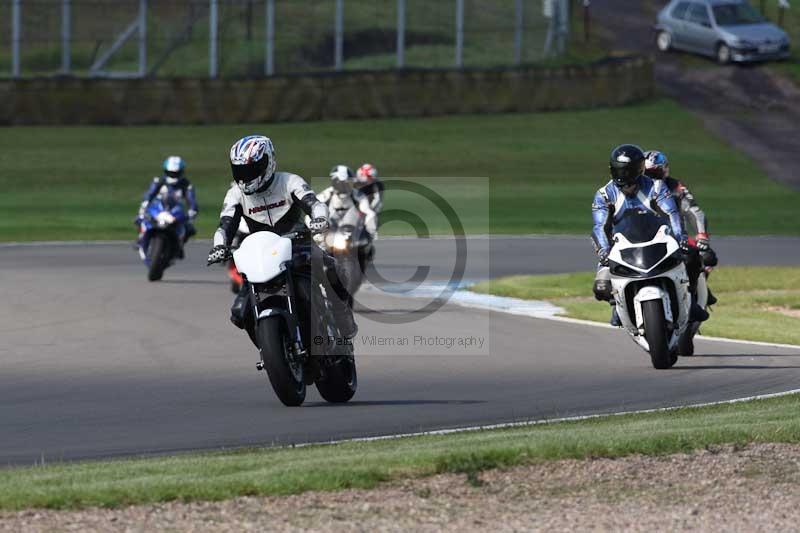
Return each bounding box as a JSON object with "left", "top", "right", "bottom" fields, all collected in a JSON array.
[
  {"left": 644, "top": 150, "right": 718, "bottom": 305},
  {"left": 206, "top": 135, "right": 357, "bottom": 339}
]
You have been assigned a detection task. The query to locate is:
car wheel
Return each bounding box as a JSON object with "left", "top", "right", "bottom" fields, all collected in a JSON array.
[
  {"left": 716, "top": 43, "right": 731, "bottom": 65},
  {"left": 656, "top": 31, "right": 672, "bottom": 52}
]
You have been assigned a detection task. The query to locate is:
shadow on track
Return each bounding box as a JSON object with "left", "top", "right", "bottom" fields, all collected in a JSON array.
[
  {"left": 676, "top": 365, "right": 800, "bottom": 370},
  {"left": 693, "top": 353, "right": 800, "bottom": 359},
  {"left": 158, "top": 279, "right": 227, "bottom": 286},
  {"left": 306, "top": 399, "right": 486, "bottom": 408}
]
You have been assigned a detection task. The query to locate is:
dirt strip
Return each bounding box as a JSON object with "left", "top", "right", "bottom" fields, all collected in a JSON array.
[{"left": 4, "top": 443, "right": 800, "bottom": 532}]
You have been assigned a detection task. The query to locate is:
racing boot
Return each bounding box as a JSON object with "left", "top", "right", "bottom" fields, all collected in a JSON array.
[
  {"left": 707, "top": 288, "right": 718, "bottom": 306},
  {"left": 690, "top": 294, "right": 710, "bottom": 323},
  {"left": 230, "top": 283, "right": 250, "bottom": 330}
]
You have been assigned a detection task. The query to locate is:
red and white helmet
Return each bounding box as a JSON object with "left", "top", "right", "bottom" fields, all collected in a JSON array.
[
  {"left": 644, "top": 150, "right": 670, "bottom": 180},
  {"left": 356, "top": 163, "right": 378, "bottom": 187}
]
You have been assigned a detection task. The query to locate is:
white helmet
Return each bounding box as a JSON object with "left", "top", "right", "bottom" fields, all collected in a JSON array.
[
  {"left": 229, "top": 135, "right": 277, "bottom": 195},
  {"left": 329, "top": 165, "right": 355, "bottom": 194}
]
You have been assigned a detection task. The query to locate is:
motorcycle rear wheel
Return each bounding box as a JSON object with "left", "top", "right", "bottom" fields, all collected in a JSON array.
[
  {"left": 257, "top": 317, "right": 306, "bottom": 406},
  {"left": 147, "top": 234, "right": 168, "bottom": 281},
  {"left": 643, "top": 300, "right": 675, "bottom": 370}
]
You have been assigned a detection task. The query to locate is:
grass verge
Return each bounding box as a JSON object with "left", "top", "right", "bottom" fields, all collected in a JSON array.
[
  {"left": 1, "top": 100, "right": 799, "bottom": 241},
  {"left": 2, "top": 393, "right": 800, "bottom": 511},
  {"left": 471, "top": 266, "right": 800, "bottom": 346}
]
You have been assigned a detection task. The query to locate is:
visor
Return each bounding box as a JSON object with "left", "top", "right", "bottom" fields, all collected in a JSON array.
[
  {"left": 333, "top": 180, "right": 352, "bottom": 194},
  {"left": 231, "top": 157, "right": 268, "bottom": 183}
]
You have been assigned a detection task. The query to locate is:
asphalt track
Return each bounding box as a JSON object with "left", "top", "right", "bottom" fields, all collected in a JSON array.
[{"left": 2, "top": 236, "right": 800, "bottom": 465}]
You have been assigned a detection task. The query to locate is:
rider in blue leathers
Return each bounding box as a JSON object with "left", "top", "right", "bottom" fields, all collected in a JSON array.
[
  {"left": 591, "top": 145, "right": 708, "bottom": 326},
  {"left": 137, "top": 156, "right": 198, "bottom": 244}
]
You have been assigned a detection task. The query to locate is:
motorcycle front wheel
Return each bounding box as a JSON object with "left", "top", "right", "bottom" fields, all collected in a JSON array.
[
  {"left": 147, "top": 233, "right": 168, "bottom": 281},
  {"left": 257, "top": 317, "right": 306, "bottom": 406},
  {"left": 642, "top": 300, "right": 676, "bottom": 370}
]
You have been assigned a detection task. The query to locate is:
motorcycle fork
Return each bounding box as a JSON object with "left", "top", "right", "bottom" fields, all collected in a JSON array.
[{"left": 282, "top": 264, "right": 308, "bottom": 361}]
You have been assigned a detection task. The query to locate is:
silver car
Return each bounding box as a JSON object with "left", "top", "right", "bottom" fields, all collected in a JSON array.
[{"left": 655, "top": 0, "right": 791, "bottom": 63}]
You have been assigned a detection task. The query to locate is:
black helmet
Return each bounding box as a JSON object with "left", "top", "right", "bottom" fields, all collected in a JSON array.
[{"left": 609, "top": 144, "right": 645, "bottom": 188}]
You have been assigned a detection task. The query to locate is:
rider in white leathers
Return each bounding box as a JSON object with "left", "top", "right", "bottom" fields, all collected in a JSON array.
[
  {"left": 317, "top": 165, "right": 378, "bottom": 238},
  {"left": 206, "top": 136, "right": 357, "bottom": 338}
]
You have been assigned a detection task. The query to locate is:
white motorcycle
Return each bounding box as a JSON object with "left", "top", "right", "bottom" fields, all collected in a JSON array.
[
  {"left": 608, "top": 211, "right": 696, "bottom": 369},
  {"left": 232, "top": 228, "right": 357, "bottom": 406}
]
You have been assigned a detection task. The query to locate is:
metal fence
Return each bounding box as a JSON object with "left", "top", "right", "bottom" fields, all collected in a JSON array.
[{"left": 1, "top": 0, "right": 571, "bottom": 79}]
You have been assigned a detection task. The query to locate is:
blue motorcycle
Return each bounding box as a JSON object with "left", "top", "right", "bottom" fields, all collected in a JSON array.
[{"left": 136, "top": 194, "right": 188, "bottom": 281}]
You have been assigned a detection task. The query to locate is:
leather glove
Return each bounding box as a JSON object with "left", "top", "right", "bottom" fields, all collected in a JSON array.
[
  {"left": 679, "top": 236, "right": 691, "bottom": 254},
  {"left": 695, "top": 232, "right": 710, "bottom": 251},
  {"left": 207, "top": 245, "right": 231, "bottom": 266},
  {"left": 598, "top": 248, "right": 610, "bottom": 267},
  {"left": 701, "top": 248, "right": 718, "bottom": 268},
  {"left": 309, "top": 217, "right": 329, "bottom": 234},
  {"left": 188, "top": 209, "right": 198, "bottom": 221}
]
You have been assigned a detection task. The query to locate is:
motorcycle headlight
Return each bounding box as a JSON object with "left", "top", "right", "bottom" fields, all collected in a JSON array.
[
  {"left": 155, "top": 212, "right": 175, "bottom": 228},
  {"left": 332, "top": 232, "right": 350, "bottom": 251}
]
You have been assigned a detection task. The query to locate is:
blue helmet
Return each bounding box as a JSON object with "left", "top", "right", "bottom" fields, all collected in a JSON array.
[{"left": 163, "top": 156, "right": 186, "bottom": 183}]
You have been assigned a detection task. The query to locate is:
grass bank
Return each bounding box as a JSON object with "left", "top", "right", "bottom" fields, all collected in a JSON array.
[
  {"left": 1, "top": 99, "right": 799, "bottom": 241},
  {"left": 471, "top": 266, "right": 800, "bottom": 346},
  {"left": 2, "top": 393, "right": 800, "bottom": 511}
]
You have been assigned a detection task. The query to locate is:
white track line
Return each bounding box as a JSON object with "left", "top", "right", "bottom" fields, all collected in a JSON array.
[
  {"left": 293, "top": 387, "right": 800, "bottom": 448},
  {"left": 379, "top": 284, "right": 800, "bottom": 351}
]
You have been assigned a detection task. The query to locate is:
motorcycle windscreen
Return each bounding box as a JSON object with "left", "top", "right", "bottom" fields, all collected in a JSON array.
[
  {"left": 233, "top": 231, "right": 293, "bottom": 283},
  {"left": 612, "top": 210, "right": 670, "bottom": 244},
  {"left": 620, "top": 243, "right": 668, "bottom": 270}
]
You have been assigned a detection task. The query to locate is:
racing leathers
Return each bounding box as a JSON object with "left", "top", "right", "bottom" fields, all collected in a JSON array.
[
  {"left": 591, "top": 175, "right": 709, "bottom": 324},
  {"left": 357, "top": 180, "right": 385, "bottom": 213},
  {"left": 655, "top": 176, "right": 718, "bottom": 305},
  {"left": 139, "top": 175, "right": 199, "bottom": 242},
  {"left": 317, "top": 186, "right": 379, "bottom": 237},
  {"left": 212, "top": 172, "right": 357, "bottom": 338},
  {"left": 591, "top": 174, "right": 686, "bottom": 301}
]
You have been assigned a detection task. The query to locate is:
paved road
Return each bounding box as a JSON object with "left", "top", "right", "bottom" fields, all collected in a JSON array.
[{"left": 2, "top": 237, "right": 800, "bottom": 465}]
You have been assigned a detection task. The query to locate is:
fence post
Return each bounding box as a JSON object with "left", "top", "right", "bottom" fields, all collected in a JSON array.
[
  {"left": 11, "top": 0, "right": 21, "bottom": 78},
  {"left": 514, "top": 0, "right": 523, "bottom": 65},
  {"left": 210, "top": 0, "right": 218, "bottom": 78},
  {"left": 138, "top": 0, "right": 147, "bottom": 77},
  {"left": 265, "top": 0, "right": 274, "bottom": 75},
  {"left": 396, "top": 0, "right": 405, "bottom": 68},
  {"left": 559, "top": 0, "right": 569, "bottom": 55},
  {"left": 455, "top": 0, "right": 464, "bottom": 68},
  {"left": 334, "top": 0, "right": 344, "bottom": 70},
  {"left": 61, "top": 0, "right": 71, "bottom": 74}
]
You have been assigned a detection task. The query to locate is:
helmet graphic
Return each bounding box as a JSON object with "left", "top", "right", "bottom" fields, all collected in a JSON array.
[{"left": 229, "top": 135, "right": 276, "bottom": 195}]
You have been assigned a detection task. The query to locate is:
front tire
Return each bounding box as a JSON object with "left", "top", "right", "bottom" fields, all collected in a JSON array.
[
  {"left": 642, "top": 300, "right": 674, "bottom": 370},
  {"left": 656, "top": 31, "right": 672, "bottom": 52},
  {"left": 716, "top": 43, "right": 731, "bottom": 65},
  {"left": 257, "top": 318, "right": 306, "bottom": 406},
  {"left": 147, "top": 233, "right": 167, "bottom": 281},
  {"left": 337, "top": 254, "right": 362, "bottom": 298}
]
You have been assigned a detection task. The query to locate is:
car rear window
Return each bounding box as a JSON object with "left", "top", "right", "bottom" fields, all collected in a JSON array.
[{"left": 671, "top": 1, "right": 691, "bottom": 20}]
